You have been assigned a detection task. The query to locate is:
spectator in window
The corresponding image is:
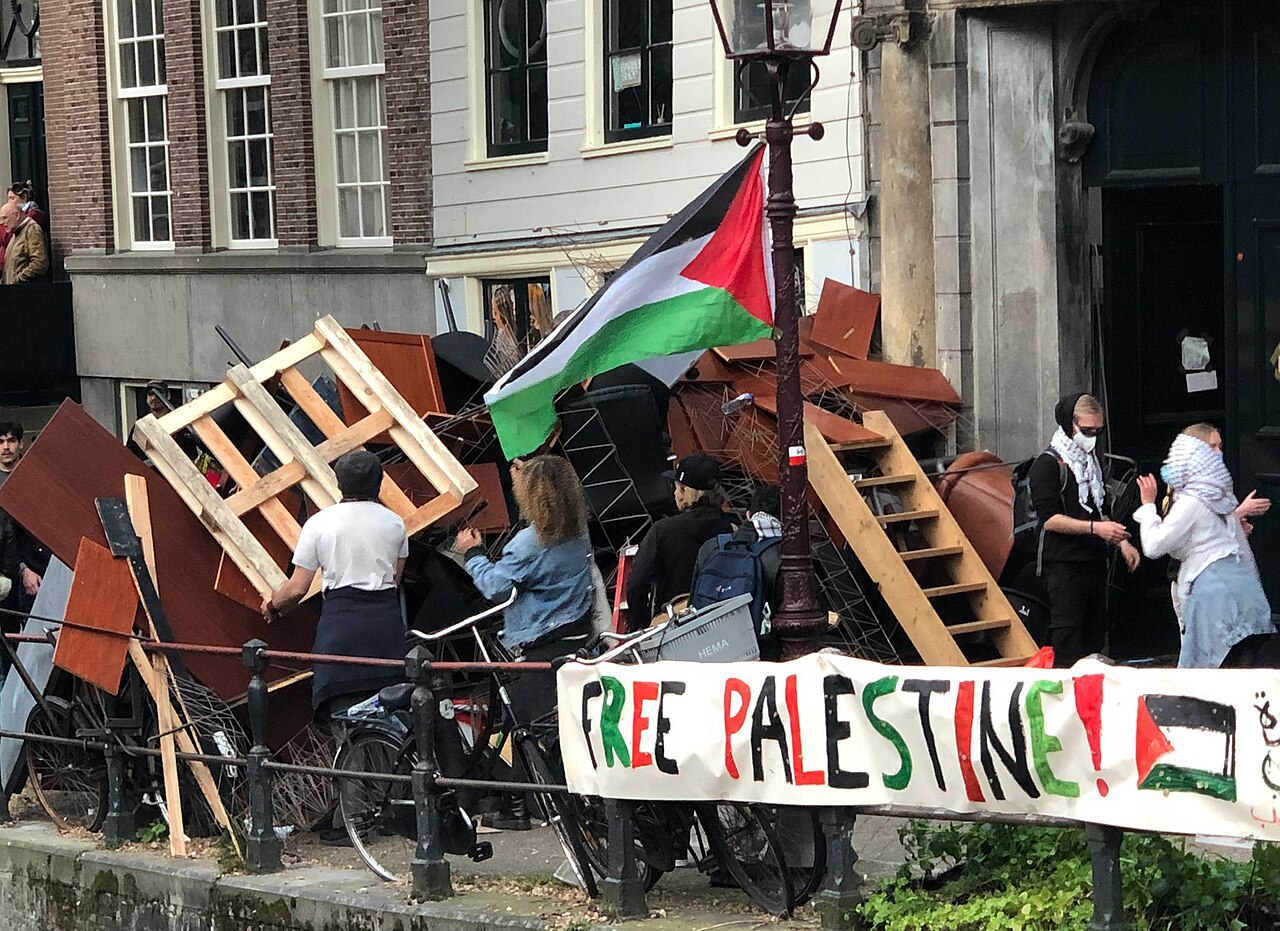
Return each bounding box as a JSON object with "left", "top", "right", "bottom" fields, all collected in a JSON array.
[{"left": 1, "top": 198, "right": 47, "bottom": 284}]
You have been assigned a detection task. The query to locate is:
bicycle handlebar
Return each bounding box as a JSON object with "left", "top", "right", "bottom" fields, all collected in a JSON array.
[
  {"left": 573, "top": 623, "right": 669, "bottom": 666},
  {"left": 407, "top": 588, "right": 517, "bottom": 643}
]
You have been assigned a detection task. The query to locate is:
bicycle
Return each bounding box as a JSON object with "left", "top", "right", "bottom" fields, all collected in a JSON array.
[
  {"left": 334, "top": 590, "right": 599, "bottom": 895},
  {"left": 569, "top": 621, "right": 827, "bottom": 916}
]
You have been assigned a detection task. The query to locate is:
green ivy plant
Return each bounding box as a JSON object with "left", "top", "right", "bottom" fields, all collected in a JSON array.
[{"left": 857, "top": 820, "right": 1280, "bottom": 931}]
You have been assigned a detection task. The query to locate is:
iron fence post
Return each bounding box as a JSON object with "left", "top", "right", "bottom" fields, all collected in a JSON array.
[
  {"left": 102, "top": 737, "right": 134, "bottom": 847},
  {"left": 406, "top": 645, "right": 452, "bottom": 900},
  {"left": 601, "top": 798, "right": 646, "bottom": 919},
  {"left": 817, "top": 807, "right": 864, "bottom": 930},
  {"left": 242, "top": 638, "right": 282, "bottom": 873},
  {"left": 1086, "top": 823, "right": 1129, "bottom": 930}
]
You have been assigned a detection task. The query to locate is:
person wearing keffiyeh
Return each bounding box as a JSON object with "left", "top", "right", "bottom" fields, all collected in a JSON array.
[
  {"left": 1134, "top": 424, "right": 1275, "bottom": 668},
  {"left": 1029, "top": 393, "right": 1142, "bottom": 668}
]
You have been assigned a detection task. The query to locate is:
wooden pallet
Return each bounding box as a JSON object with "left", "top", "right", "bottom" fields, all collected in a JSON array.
[
  {"left": 805, "top": 411, "right": 1038, "bottom": 666},
  {"left": 132, "top": 315, "right": 478, "bottom": 599}
]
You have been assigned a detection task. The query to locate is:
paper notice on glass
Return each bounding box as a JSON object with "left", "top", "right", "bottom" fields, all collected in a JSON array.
[{"left": 1187, "top": 370, "right": 1219, "bottom": 393}]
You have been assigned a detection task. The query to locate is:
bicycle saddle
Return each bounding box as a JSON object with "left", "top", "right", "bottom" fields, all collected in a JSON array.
[{"left": 377, "top": 682, "right": 414, "bottom": 711}]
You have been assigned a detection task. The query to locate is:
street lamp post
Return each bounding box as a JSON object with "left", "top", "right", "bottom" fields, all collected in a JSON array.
[{"left": 708, "top": 0, "right": 843, "bottom": 660}]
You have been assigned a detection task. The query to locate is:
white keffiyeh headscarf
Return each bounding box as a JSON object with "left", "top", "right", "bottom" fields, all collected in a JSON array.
[
  {"left": 1162, "top": 433, "right": 1238, "bottom": 516},
  {"left": 1049, "top": 426, "right": 1106, "bottom": 514}
]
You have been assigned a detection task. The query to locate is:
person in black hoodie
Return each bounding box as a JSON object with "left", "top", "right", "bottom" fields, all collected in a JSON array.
[
  {"left": 1029, "top": 393, "right": 1141, "bottom": 666},
  {"left": 626, "top": 454, "right": 735, "bottom": 629}
]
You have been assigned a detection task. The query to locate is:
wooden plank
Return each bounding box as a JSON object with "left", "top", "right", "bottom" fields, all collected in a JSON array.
[
  {"left": 876, "top": 509, "right": 940, "bottom": 525},
  {"left": 314, "top": 409, "right": 397, "bottom": 462},
  {"left": 280, "top": 369, "right": 415, "bottom": 517},
  {"left": 225, "top": 461, "right": 308, "bottom": 516},
  {"left": 972, "top": 655, "right": 1035, "bottom": 668},
  {"left": 861, "top": 410, "right": 1040, "bottom": 660},
  {"left": 898, "top": 545, "right": 965, "bottom": 562},
  {"left": 188, "top": 414, "right": 301, "bottom": 549},
  {"left": 0, "top": 401, "right": 320, "bottom": 707},
  {"left": 124, "top": 475, "right": 187, "bottom": 858},
  {"left": 52, "top": 537, "right": 138, "bottom": 692},
  {"left": 752, "top": 396, "right": 886, "bottom": 448},
  {"left": 843, "top": 358, "right": 963, "bottom": 405},
  {"left": 226, "top": 365, "right": 341, "bottom": 509},
  {"left": 805, "top": 420, "right": 968, "bottom": 665},
  {"left": 921, "top": 581, "right": 988, "bottom": 598},
  {"left": 156, "top": 333, "right": 326, "bottom": 432},
  {"left": 404, "top": 492, "right": 463, "bottom": 536},
  {"left": 854, "top": 474, "right": 916, "bottom": 488},
  {"left": 314, "top": 316, "right": 477, "bottom": 500},
  {"left": 948, "top": 619, "right": 1012, "bottom": 636},
  {"left": 134, "top": 415, "right": 287, "bottom": 596},
  {"left": 336, "top": 329, "right": 446, "bottom": 443}
]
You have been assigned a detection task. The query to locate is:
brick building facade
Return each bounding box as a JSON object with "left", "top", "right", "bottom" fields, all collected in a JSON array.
[{"left": 39, "top": 0, "right": 437, "bottom": 435}]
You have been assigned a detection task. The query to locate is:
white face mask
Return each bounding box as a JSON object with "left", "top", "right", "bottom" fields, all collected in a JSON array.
[{"left": 1073, "top": 432, "right": 1097, "bottom": 453}]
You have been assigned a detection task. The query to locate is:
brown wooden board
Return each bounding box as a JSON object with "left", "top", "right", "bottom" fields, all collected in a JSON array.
[
  {"left": 842, "top": 359, "right": 963, "bottom": 405},
  {"left": 712, "top": 338, "right": 813, "bottom": 363},
  {"left": 677, "top": 350, "right": 738, "bottom": 384},
  {"left": 751, "top": 396, "right": 885, "bottom": 448},
  {"left": 0, "top": 401, "right": 321, "bottom": 700},
  {"left": 337, "top": 329, "right": 446, "bottom": 436},
  {"left": 52, "top": 537, "right": 139, "bottom": 693},
  {"left": 383, "top": 461, "right": 511, "bottom": 533},
  {"left": 809, "top": 280, "right": 880, "bottom": 360}
]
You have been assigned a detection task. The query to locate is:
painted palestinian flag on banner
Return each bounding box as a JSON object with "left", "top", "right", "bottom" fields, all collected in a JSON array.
[{"left": 485, "top": 144, "right": 774, "bottom": 459}]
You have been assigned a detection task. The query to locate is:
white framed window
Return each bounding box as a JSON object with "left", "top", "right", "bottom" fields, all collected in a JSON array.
[
  {"left": 112, "top": 0, "right": 172, "bottom": 248},
  {"left": 211, "top": 0, "right": 276, "bottom": 244},
  {"left": 319, "top": 0, "right": 390, "bottom": 244}
]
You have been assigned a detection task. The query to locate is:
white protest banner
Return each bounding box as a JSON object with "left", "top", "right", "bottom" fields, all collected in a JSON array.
[{"left": 557, "top": 654, "right": 1280, "bottom": 840}]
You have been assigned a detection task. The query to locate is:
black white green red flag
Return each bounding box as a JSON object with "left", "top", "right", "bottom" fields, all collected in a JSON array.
[{"left": 484, "top": 144, "right": 774, "bottom": 459}]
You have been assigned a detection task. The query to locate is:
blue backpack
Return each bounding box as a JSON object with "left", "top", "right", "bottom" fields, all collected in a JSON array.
[{"left": 689, "top": 533, "right": 779, "bottom": 631}]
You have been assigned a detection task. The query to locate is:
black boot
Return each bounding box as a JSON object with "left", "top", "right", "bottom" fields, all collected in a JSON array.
[{"left": 489, "top": 793, "right": 531, "bottom": 831}]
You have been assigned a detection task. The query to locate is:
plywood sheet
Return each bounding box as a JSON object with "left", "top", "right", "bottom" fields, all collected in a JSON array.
[
  {"left": 809, "top": 280, "right": 880, "bottom": 360},
  {"left": 53, "top": 538, "right": 138, "bottom": 693},
  {"left": 383, "top": 461, "right": 511, "bottom": 533},
  {"left": 751, "top": 396, "right": 884, "bottom": 448},
  {"left": 337, "top": 328, "right": 446, "bottom": 430},
  {"left": 842, "top": 359, "right": 963, "bottom": 405},
  {"left": 713, "top": 339, "right": 813, "bottom": 363},
  {"left": 0, "top": 401, "right": 321, "bottom": 701}
]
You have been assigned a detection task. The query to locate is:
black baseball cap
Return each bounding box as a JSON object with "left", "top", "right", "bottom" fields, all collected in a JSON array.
[
  {"left": 334, "top": 450, "right": 383, "bottom": 500},
  {"left": 663, "top": 453, "right": 721, "bottom": 491}
]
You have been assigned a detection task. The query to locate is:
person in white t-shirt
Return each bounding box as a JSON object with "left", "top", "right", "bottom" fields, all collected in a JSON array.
[{"left": 262, "top": 450, "right": 409, "bottom": 720}]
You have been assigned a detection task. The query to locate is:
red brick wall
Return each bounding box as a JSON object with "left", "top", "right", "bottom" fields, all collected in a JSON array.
[
  {"left": 164, "top": 0, "right": 211, "bottom": 247},
  {"left": 383, "top": 0, "right": 432, "bottom": 247},
  {"left": 40, "top": 0, "right": 114, "bottom": 256},
  {"left": 266, "top": 0, "right": 319, "bottom": 246}
]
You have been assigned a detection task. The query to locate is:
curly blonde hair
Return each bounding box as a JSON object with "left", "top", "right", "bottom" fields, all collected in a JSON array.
[{"left": 512, "top": 455, "right": 589, "bottom": 546}]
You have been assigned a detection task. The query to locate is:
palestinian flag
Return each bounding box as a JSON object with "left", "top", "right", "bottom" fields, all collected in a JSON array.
[{"left": 485, "top": 144, "right": 774, "bottom": 459}]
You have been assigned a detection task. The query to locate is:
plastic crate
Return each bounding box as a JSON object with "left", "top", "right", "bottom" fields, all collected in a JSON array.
[{"left": 638, "top": 594, "right": 759, "bottom": 664}]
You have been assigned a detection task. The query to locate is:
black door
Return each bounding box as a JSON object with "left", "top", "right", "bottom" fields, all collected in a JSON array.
[
  {"left": 1102, "top": 186, "right": 1227, "bottom": 470},
  {"left": 8, "top": 82, "right": 46, "bottom": 211}
]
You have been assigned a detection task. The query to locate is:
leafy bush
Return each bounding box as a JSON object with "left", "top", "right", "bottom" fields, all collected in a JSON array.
[{"left": 857, "top": 820, "right": 1280, "bottom": 931}]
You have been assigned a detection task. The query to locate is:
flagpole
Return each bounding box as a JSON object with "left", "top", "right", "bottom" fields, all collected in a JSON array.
[{"left": 761, "top": 58, "right": 828, "bottom": 660}]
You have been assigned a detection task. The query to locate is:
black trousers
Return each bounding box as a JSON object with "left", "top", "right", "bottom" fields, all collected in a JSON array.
[{"left": 1042, "top": 561, "right": 1109, "bottom": 668}]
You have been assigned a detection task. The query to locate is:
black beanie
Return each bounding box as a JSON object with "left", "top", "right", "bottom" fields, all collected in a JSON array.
[{"left": 334, "top": 450, "right": 383, "bottom": 501}]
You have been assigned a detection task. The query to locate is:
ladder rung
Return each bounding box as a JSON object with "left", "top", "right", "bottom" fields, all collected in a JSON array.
[
  {"left": 972, "top": 655, "right": 1036, "bottom": 668},
  {"left": 922, "top": 581, "right": 988, "bottom": 598},
  {"left": 946, "top": 618, "right": 1012, "bottom": 636},
  {"left": 833, "top": 436, "right": 894, "bottom": 451},
  {"left": 899, "top": 545, "right": 965, "bottom": 562},
  {"left": 855, "top": 473, "right": 916, "bottom": 488},
  {"left": 876, "top": 508, "right": 940, "bottom": 525}
]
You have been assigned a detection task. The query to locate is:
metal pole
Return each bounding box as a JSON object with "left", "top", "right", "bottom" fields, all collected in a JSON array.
[
  {"left": 601, "top": 798, "right": 647, "bottom": 919},
  {"left": 764, "top": 56, "right": 827, "bottom": 659},
  {"left": 102, "top": 737, "right": 134, "bottom": 847},
  {"left": 407, "top": 645, "right": 452, "bottom": 900},
  {"left": 242, "top": 639, "right": 282, "bottom": 873},
  {"left": 1086, "top": 823, "right": 1130, "bottom": 930},
  {"left": 816, "top": 807, "right": 864, "bottom": 930}
]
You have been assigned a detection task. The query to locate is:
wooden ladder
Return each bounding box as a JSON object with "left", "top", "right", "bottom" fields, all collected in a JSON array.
[{"left": 805, "top": 411, "right": 1039, "bottom": 666}]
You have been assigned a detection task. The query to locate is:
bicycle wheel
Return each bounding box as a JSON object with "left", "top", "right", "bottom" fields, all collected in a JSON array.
[
  {"left": 337, "top": 730, "right": 417, "bottom": 882},
  {"left": 575, "top": 794, "right": 664, "bottom": 891},
  {"left": 24, "top": 698, "right": 108, "bottom": 832},
  {"left": 698, "top": 801, "right": 794, "bottom": 916},
  {"left": 771, "top": 806, "right": 826, "bottom": 907},
  {"left": 519, "top": 738, "right": 599, "bottom": 898}
]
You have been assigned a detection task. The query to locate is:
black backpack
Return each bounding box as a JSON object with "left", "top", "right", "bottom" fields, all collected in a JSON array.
[
  {"left": 1011, "top": 451, "right": 1068, "bottom": 573},
  {"left": 689, "top": 532, "right": 778, "bottom": 632}
]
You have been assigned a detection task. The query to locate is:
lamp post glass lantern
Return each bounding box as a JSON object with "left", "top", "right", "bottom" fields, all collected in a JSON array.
[{"left": 709, "top": 0, "right": 842, "bottom": 659}]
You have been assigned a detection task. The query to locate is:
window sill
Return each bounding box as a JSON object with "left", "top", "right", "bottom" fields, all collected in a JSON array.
[
  {"left": 708, "top": 120, "right": 765, "bottom": 142},
  {"left": 580, "top": 135, "right": 673, "bottom": 159},
  {"left": 464, "top": 151, "right": 549, "bottom": 172}
]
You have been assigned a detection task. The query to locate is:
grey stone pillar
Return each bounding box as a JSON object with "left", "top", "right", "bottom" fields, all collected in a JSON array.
[{"left": 878, "top": 13, "right": 936, "bottom": 368}]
